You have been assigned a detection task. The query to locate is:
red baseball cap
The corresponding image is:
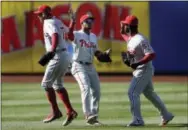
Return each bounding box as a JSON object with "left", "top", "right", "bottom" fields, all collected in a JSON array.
[
  {"left": 80, "top": 14, "right": 94, "bottom": 24},
  {"left": 34, "top": 5, "right": 51, "bottom": 14},
  {"left": 121, "top": 15, "right": 138, "bottom": 26}
]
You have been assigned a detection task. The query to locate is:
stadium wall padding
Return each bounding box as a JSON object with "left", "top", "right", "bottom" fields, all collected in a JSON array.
[{"left": 1, "top": 1, "right": 188, "bottom": 74}]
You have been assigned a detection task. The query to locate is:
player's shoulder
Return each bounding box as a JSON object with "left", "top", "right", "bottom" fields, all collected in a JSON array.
[
  {"left": 90, "top": 32, "right": 97, "bottom": 38},
  {"left": 134, "top": 33, "right": 145, "bottom": 40},
  {"left": 133, "top": 33, "right": 148, "bottom": 43},
  {"left": 73, "top": 30, "right": 81, "bottom": 36},
  {"left": 45, "top": 17, "right": 61, "bottom": 25},
  {"left": 73, "top": 30, "right": 96, "bottom": 36},
  {"left": 74, "top": 29, "right": 82, "bottom": 33}
]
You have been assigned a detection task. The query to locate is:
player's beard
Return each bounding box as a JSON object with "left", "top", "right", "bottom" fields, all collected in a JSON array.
[
  {"left": 121, "top": 26, "right": 128, "bottom": 34},
  {"left": 84, "top": 23, "right": 92, "bottom": 30},
  {"left": 125, "top": 27, "right": 130, "bottom": 34},
  {"left": 120, "top": 28, "right": 125, "bottom": 34}
]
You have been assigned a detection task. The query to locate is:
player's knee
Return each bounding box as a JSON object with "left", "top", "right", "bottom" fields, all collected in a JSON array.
[
  {"left": 91, "top": 89, "right": 100, "bottom": 97},
  {"left": 128, "top": 89, "right": 133, "bottom": 96},
  {"left": 144, "top": 91, "right": 155, "bottom": 98},
  {"left": 82, "top": 88, "right": 89, "bottom": 94},
  {"left": 52, "top": 84, "right": 63, "bottom": 91},
  {"left": 143, "top": 91, "right": 150, "bottom": 97},
  {"left": 41, "top": 82, "right": 52, "bottom": 91},
  {"left": 128, "top": 90, "right": 139, "bottom": 98},
  {"left": 81, "top": 86, "right": 90, "bottom": 94}
]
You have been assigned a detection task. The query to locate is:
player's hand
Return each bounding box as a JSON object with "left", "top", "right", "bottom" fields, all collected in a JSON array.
[
  {"left": 68, "top": 8, "right": 76, "bottom": 23},
  {"left": 121, "top": 52, "right": 130, "bottom": 66}
]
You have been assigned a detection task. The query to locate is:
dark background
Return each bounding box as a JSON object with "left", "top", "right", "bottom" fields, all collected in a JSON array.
[{"left": 150, "top": 1, "right": 188, "bottom": 74}]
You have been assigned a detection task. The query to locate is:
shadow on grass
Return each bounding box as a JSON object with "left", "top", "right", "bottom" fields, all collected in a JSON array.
[
  {"left": 145, "top": 123, "right": 188, "bottom": 128},
  {"left": 90, "top": 123, "right": 188, "bottom": 128}
]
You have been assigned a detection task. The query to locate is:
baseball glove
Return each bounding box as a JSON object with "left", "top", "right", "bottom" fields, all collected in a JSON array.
[
  {"left": 95, "top": 49, "right": 112, "bottom": 62},
  {"left": 38, "top": 52, "right": 55, "bottom": 66},
  {"left": 121, "top": 51, "right": 134, "bottom": 67}
]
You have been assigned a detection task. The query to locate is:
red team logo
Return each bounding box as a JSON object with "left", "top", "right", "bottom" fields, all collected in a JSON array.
[{"left": 80, "top": 39, "right": 96, "bottom": 48}]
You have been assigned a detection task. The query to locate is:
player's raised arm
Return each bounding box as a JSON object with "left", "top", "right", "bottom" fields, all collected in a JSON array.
[
  {"left": 65, "top": 9, "right": 76, "bottom": 41},
  {"left": 67, "top": 20, "right": 76, "bottom": 41}
]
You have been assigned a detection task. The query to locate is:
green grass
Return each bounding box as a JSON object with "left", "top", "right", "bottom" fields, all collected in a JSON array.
[{"left": 2, "top": 82, "right": 188, "bottom": 130}]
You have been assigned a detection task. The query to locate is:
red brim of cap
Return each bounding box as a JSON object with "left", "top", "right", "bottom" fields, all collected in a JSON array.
[
  {"left": 121, "top": 21, "right": 128, "bottom": 24},
  {"left": 121, "top": 21, "right": 138, "bottom": 26},
  {"left": 34, "top": 10, "right": 42, "bottom": 14},
  {"left": 84, "top": 17, "right": 94, "bottom": 21},
  {"left": 80, "top": 17, "right": 94, "bottom": 24}
]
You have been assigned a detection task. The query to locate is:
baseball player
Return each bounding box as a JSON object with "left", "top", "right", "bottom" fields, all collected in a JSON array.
[
  {"left": 66, "top": 13, "right": 111, "bottom": 125},
  {"left": 34, "top": 5, "right": 77, "bottom": 126},
  {"left": 120, "top": 15, "right": 174, "bottom": 126}
]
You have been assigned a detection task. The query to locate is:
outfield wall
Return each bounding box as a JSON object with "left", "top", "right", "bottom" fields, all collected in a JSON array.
[
  {"left": 1, "top": 1, "right": 188, "bottom": 74},
  {"left": 150, "top": 2, "right": 188, "bottom": 74}
]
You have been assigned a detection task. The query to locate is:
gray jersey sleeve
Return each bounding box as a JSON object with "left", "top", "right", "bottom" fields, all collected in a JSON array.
[
  {"left": 47, "top": 22, "right": 58, "bottom": 36},
  {"left": 140, "top": 40, "right": 154, "bottom": 55}
]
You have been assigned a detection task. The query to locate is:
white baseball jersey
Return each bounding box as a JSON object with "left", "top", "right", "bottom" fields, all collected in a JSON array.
[
  {"left": 127, "top": 33, "right": 154, "bottom": 69},
  {"left": 71, "top": 30, "right": 98, "bottom": 63},
  {"left": 43, "top": 16, "right": 69, "bottom": 52}
]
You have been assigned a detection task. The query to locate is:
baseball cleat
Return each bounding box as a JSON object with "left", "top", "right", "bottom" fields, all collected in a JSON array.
[
  {"left": 86, "top": 115, "right": 103, "bottom": 126},
  {"left": 127, "top": 119, "right": 145, "bottom": 127},
  {"left": 160, "top": 114, "right": 174, "bottom": 126},
  {"left": 62, "top": 110, "right": 78, "bottom": 126},
  {"left": 43, "top": 111, "right": 62, "bottom": 123},
  {"left": 86, "top": 115, "right": 97, "bottom": 124},
  {"left": 92, "top": 120, "right": 103, "bottom": 126},
  {"left": 87, "top": 120, "right": 103, "bottom": 126}
]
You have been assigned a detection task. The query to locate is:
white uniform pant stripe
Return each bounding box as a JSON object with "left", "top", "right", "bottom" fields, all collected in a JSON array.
[
  {"left": 129, "top": 76, "right": 145, "bottom": 120},
  {"left": 74, "top": 64, "right": 91, "bottom": 116},
  {"left": 71, "top": 62, "right": 100, "bottom": 118},
  {"left": 128, "top": 68, "right": 147, "bottom": 121},
  {"left": 42, "top": 59, "right": 59, "bottom": 88}
]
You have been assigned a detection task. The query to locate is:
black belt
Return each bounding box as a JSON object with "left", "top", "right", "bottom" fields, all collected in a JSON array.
[{"left": 78, "top": 61, "right": 92, "bottom": 65}]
